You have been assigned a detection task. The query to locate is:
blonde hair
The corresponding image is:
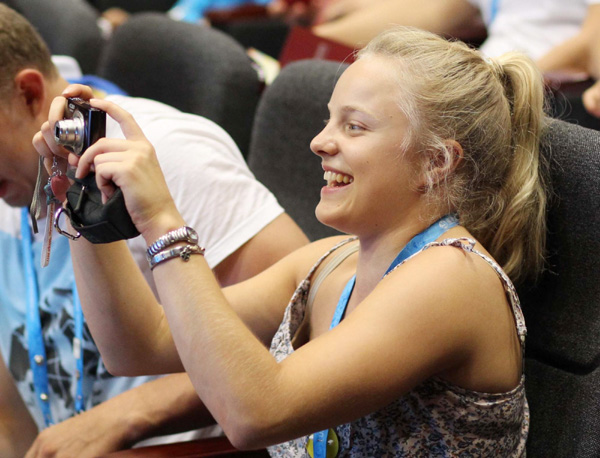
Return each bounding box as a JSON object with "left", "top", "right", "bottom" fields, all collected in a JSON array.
[
  {"left": 0, "top": 4, "right": 58, "bottom": 100},
  {"left": 358, "top": 27, "right": 549, "bottom": 285}
]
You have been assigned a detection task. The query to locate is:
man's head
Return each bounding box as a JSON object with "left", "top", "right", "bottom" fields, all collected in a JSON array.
[
  {"left": 0, "top": 3, "right": 58, "bottom": 100},
  {"left": 0, "top": 4, "right": 65, "bottom": 207}
]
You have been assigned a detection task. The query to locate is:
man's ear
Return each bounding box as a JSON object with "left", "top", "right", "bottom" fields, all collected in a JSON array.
[
  {"left": 418, "top": 139, "right": 464, "bottom": 191},
  {"left": 14, "top": 69, "right": 46, "bottom": 118}
]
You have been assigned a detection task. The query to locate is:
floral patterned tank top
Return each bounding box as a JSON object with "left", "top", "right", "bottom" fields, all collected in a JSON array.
[{"left": 268, "top": 237, "right": 529, "bottom": 457}]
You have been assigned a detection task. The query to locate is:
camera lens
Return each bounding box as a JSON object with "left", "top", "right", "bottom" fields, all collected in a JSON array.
[{"left": 54, "top": 117, "right": 85, "bottom": 154}]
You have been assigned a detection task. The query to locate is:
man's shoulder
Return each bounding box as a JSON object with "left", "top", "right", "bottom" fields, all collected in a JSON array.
[
  {"left": 105, "top": 94, "right": 181, "bottom": 117},
  {"left": 105, "top": 95, "right": 235, "bottom": 146}
]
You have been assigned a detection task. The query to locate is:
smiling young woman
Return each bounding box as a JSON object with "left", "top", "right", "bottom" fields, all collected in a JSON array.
[
  {"left": 311, "top": 55, "right": 421, "bottom": 238},
  {"left": 33, "top": 26, "right": 547, "bottom": 457}
]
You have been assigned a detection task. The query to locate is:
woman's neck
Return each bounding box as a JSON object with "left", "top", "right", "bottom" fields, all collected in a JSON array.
[{"left": 352, "top": 211, "right": 448, "bottom": 302}]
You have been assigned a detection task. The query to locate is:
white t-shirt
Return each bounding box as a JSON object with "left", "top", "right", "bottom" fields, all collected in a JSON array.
[
  {"left": 466, "top": 0, "right": 600, "bottom": 60},
  {"left": 109, "top": 95, "right": 284, "bottom": 294},
  {"left": 0, "top": 95, "right": 282, "bottom": 443}
]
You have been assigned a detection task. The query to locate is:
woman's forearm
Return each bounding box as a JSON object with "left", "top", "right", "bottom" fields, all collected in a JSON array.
[
  {"left": 150, "top": 251, "right": 283, "bottom": 447},
  {"left": 313, "top": 0, "right": 479, "bottom": 48}
]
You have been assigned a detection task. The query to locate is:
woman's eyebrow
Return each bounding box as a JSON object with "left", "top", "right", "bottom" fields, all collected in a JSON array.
[{"left": 332, "top": 104, "right": 381, "bottom": 124}]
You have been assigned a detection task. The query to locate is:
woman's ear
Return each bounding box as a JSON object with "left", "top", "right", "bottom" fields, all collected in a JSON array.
[
  {"left": 417, "top": 140, "right": 464, "bottom": 191},
  {"left": 442, "top": 139, "right": 464, "bottom": 174}
]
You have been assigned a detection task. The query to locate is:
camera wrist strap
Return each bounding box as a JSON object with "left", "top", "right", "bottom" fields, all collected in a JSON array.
[
  {"left": 59, "top": 172, "right": 140, "bottom": 244},
  {"left": 309, "top": 214, "right": 459, "bottom": 458},
  {"left": 21, "top": 207, "right": 86, "bottom": 428}
]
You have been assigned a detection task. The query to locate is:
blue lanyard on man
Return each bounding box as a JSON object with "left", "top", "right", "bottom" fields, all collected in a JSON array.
[
  {"left": 489, "top": 0, "right": 501, "bottom": 26},
  {"left": 17, "top": 75, "right": 126, "bottom": 426},
  {"left": 309, "top": 214, "right": 459, "bottom": 458},
  {"left": 20, "top": 207, "right": 85, "bottom": 427}
]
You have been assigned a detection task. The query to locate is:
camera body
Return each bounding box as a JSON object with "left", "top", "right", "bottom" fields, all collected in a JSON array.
[{"left": 54, "top": 97, "right": 106, "bottom": 156}]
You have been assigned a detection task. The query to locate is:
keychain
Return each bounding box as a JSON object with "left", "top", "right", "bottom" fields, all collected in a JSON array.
[{"left": 40, "top": 157, "right": 70, "bottom": 268}]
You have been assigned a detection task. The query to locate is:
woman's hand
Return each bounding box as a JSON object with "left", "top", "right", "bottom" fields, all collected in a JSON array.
[
  {"left": 33, "top": 86, "right": 182, "bottom": 241},
  {"left": 74, "top": 98, "right": 182, "bottom": 241},
  {"left": 583, "top": 80, "right": 600, "bottom": 117}
]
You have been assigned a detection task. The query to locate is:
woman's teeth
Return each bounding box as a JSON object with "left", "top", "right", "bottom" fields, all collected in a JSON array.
[{"left": 323, "top": 170, "right": 354, "bottom": 187}]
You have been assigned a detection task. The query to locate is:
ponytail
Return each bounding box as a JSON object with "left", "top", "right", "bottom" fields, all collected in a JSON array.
[{"left": 487, "top": 53, "right": 549, "bottom": 285}]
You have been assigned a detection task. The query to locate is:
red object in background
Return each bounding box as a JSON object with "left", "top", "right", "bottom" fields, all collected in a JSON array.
[
  {"left": 278, "top": 26, "right": 355, "bottom": 68},
  {"left": 205, "top": 4, "right": 268, "bottom": 25},
  {"left": 283, "top": 0, "right": 312, "bottom": 4}
]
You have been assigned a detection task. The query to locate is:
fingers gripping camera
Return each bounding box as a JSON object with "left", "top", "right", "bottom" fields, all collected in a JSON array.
[{"left": 53, "top": 97, "right": 139, "bottom": 244}]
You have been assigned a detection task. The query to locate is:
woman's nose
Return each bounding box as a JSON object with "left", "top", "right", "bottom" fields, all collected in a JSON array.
[{"left": 310, "top": 125, "right": 337, "bottom": 157}]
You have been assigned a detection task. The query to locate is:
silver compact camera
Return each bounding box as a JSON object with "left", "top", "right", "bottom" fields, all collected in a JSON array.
[{"left": 54, "top": 97, "right": 106, "bottom": 156}]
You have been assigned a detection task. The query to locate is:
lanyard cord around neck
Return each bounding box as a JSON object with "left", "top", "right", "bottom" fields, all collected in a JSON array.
[
  {"left": 20, "top": 207, "right": 85, "bottom": 427},
  {"left": 311, "top": 214, "right": 459, "bottom": 458}
]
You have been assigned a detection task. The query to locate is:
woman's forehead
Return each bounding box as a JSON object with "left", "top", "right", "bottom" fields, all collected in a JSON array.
[{"left": 330, "top": 56, "right": 405, "bottom": 116}]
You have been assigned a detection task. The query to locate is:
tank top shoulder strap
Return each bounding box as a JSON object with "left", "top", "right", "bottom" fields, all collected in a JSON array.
[
  {"left": 306, "top": 237, "right": 359, "bottom": 309},
  {"left": 421, "top": 237, "right": 527, "bottom": 348}
]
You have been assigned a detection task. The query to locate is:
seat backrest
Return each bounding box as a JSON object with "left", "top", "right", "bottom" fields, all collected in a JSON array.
[
  {"left": 247, "top": 59, "right": 348, "bottom": 241},
  {"left": 518, "top": 119, "right": 600, "bottom": 457},
  {"left": 97, "top": 12, "right": 261, "bottom": 157},
  {"left": 9, "top": 0, "right": 104, "bottom": 74}
]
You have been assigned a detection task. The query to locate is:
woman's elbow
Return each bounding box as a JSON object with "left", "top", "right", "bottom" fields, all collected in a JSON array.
[
  {"left": 220, "top": 408, "right": 285, "bottom": 451},
  {"left": 223, "top": 421, "right": 269, "bottom": 451}
]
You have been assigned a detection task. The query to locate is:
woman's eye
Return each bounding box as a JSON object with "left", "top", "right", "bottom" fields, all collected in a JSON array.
[{"left": 346, "top": 123, "right": 364, "bottom": 132}]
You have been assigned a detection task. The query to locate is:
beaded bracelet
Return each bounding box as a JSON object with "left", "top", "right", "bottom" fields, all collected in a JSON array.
[
  {"left": 149, "top": 244, "right": 205, "bottom": 270},
  {"left": 146, "top": 226, "right": 199, "bottom": 261}
]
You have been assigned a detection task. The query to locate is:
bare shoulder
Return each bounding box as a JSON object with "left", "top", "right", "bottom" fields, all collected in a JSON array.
[
  {"left": 357, "top": 240, "right": 511, "bottom": 370},
  {"left": 382, "top": 240, "right": 507, "bottom": 313},
  {"left": 370, "top": 240, "right": 523, "bottom": 391}
]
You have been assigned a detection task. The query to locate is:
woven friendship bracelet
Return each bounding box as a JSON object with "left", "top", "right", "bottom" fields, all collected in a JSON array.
[
  {"left": 146, "top": 226, "right": 199, "bottom": 261},
  {"left": 149, "top": 244, "right": 205, "bottom": 270}
]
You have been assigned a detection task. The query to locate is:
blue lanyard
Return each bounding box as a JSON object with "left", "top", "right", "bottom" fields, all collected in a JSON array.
[
  {"left": 20, "top": 207, "right": 85, "bottom": 427},
  {"left": 312, "top": 214, "right": 458, "bottom": 458},
  {"left": 73, "top": 279, "right": 85, "bottom": 414},
  {"left": 489, "top": 0, "right": 500, "bottom": 26}
]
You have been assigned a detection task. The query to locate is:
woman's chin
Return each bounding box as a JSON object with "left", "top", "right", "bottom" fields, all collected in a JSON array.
[{"left": 315, "top": 205, "right": 351, "bottom": 234}]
